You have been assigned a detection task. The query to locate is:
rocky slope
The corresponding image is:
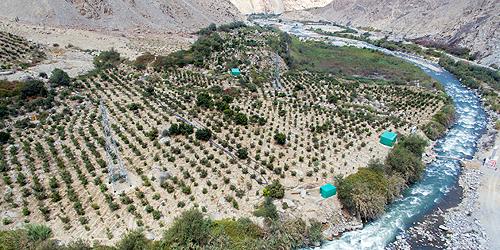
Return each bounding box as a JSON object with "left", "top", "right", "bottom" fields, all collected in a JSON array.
[
  {"left": 0, "top": 0, "right": 242, "bottom": 32},
  {"left": 230, "top": 0, "right": 331, "bottom": 14},
  {"left": 310, "top": 0, "right": 500, "bottom": 66}
]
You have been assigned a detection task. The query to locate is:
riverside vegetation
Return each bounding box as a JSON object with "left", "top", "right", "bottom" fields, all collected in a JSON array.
[
  {"left": 439, "top": 57, "right": 500, "bottom": 112},
  {"left": 312, "top": 27, "right": 477, "bottom": 62},
  {"left": 1, "top": 23, "right": 448, "bottom": 247},
  {"left": 336, "top": 135, "right": 428, "bottom": 221},
  {"left": 312, "top": 26, "right": 499, "bottom": 112}
]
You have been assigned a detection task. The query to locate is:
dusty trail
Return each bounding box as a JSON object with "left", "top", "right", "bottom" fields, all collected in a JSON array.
[{"left": 479, "top": 139, "right": 500, "bottom": 248}]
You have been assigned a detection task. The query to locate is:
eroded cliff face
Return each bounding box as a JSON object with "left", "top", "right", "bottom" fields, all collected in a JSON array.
[
  {"left": 0, "top": 0, "right": 242, "bottom": 32},
  {"left": 230, "top": 0, "right": 331, "bottom": 14},
  {"left": 65, "top": 0, "right": 113, "bottom": 19},
  {"left": 311, "top": 0, "right": 499, "bottom": 65}
]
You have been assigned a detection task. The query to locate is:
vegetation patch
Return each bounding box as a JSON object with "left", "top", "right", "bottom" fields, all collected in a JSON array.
[
  {"left": 423, "top": 103, "right": 455, "bottom": 140},
  {"left": 337, "top": 135, "right": 428, "bottom": 221},
  {"left": 289, "top": 37, "right": 434, "bottom": 84},
  {"left": 0, "top": 24, "right": 447, "bottom": 246},
  {"left": 439, "top": 56, "right": 499, "bottom": 112}
]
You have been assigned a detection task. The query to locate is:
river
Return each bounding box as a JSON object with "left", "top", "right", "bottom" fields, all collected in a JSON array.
[{"left": 254, "top": 19, "right": 489, "bottom": 249}]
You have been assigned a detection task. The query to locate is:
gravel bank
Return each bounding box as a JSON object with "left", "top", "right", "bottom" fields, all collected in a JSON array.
[{"left": 388, "top": 113, "right": 499, "bottom": 249}]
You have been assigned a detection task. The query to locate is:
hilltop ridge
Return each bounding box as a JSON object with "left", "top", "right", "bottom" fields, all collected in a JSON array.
[
  {"left": 0, "top": 0, "right": 242, "bottom": 32},
  {"left": 309, "top": 0, "right": 500, "bottom": 66}
]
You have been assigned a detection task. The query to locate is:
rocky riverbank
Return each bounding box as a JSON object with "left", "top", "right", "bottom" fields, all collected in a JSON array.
[
  {"left": 388, "top": 113, "right": 498, "bottom": 250},
  {"left": 443, "top": 167, "right": 487, "bottom": 249},
  {"left": 387, "top": 167, "right": 487, "bottom": 249}
]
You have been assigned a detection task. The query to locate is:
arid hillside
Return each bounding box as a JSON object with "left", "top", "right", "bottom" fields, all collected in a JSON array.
[
  {"left": 0, "top": 0, "right": 242, "bottom": 32},
  {"left": 230, "top": 0, "right": 331, "bottom": 14},
  {"left": 310, "top": 0, "right": 499, "bottom": 66}
]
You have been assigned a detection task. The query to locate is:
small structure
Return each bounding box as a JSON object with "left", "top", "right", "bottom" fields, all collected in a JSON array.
[
  {"left": 231, "top": 68, "right": 241, "bottom": 76},
  {"left": 320, "top": 183, "right": 337, "bottom": 198},
  {"left": 380, "top": 131, "right": 398, "bottom": 147}
]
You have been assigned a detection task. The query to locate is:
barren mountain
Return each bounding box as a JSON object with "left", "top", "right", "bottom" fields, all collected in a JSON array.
[
  {"left": 230, "top": 0, "right": 331, "bottom": 14},
  {"left": 0, "top": 0, "right": 242, "bottom": 32},
  {"left": 310, "top": 0, "right": 500, "bottom": 66}
]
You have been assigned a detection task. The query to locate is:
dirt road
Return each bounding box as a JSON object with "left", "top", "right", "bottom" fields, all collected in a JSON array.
[{"left": 478, "top": 136, "right": 500, "bottom": 248}]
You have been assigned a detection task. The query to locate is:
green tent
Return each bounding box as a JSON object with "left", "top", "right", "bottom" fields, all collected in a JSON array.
[
  {"left": 320, "top": 183, "right": 337, "bottom": 198},
  {"left": 380, "top": 131, "right": 397, "bottom": 147},
  {"left": 231, "top": 68, "right": 241, "bottom": 76}
]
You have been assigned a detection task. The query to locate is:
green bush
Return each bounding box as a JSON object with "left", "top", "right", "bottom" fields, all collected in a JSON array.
[
  {"left": 274, "top": 133, "right": 287, "bottom": 145},
  {"left": 133, "top": 53, "right": 155, "bottom": 70},
  {"left": 337, "top": 168, "right": 388, "bottom": 220},
  {"left": 253, "top": 197, "right": 278, "bottom": 220},
  {"left": 423, "top": 104, "right": 454, "bottom": 140},
  {"left": 386, "top": 147, "right": 424, "bottom": 184},
  {"left": 234, "top": 112, "right": 248, "bottom": 125},
  {"left": 127, "top": 103, "right": 141, "bottom": 111},
  {"left": 169, "top": 123, "right": 194, "bottom": 136},
  {"left": 0, "top": 80, "right": 23, "bottom": 98},
  {"left": 236, "top": 148, "right": 248, "bottom": 159},
  {"left": 94, "top": 49, "right": 121, "bottom": 69},
  {"left": 263, "top": 180, "right": 285, "bottom": 199},
  {"left": 307, "top": 220, "right": 323, "bottom": 245},
  {"left": 49, "top": 68, "right": 70, "bottom": 87},
  {"left": 25, "top": 224, "right": 52, "bottom": 242},
  {"left": 264, "top": 218, "right": 313, "bottom": 249},
  {"left": 0, "top": 105, "right": 8, "bottom": 118},
  {"left": 211, "top": 218, "right": 263, "bottom": 250},
  {"left": 145, "top": 128, "right": 158, "bottom": 141},
  {"left": 162, "top": 209, "right": 211, "bottom": 248},
  {"left": 116, "top": 230, "right": 150, "bottom": 250},
  {"left": 423, "top": 120, "right": 445, "bottom": 140},
  {"left": 196, "top": 93, "right": 213, "bottom": 108},
  {"left": 398, "top": 134, "right": 428, "bottom": 156},
  {"left": 195, "top": 128, "right": 212, "bottom": 141},
  {"left": 20, "top": 80, "right": 47, "bottom": 99},
  {"left": 338, "top": 135, "right": 427, "bottom": 221},
  {"left": 0, "top": 230, "right": 30, "bottom": 250},
  {"left": 0, "top": 131, "right": 10, "bottom": 144}
]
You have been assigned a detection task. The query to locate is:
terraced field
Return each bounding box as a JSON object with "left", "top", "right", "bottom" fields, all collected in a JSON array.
[
  {"left": 0, "top": 31, "right": 45, "bottom": 70},
  {"left": 0, "top": 26, "right": 446, "bottom": 244}
]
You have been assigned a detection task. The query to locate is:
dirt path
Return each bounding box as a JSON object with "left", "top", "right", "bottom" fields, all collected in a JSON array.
[{"left": 478, "top": 136, "right": 500, "bottom": 248}]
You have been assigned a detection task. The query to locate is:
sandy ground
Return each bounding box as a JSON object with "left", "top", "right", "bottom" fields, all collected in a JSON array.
[
  {"left": 0, "top": 17, "right": 194, "bottom": 60},
  {"left": 3, "top": 47, "right": 95, "bottom": 80},
  {"left": 1, "top": 16, "right": 195, "bottom": 82},
  {"left": 478, "top": 132, "right": 500, "bottom": 248}
]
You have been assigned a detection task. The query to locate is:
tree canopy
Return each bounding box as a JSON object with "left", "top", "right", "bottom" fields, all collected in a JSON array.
[{"left": 49, "top": 68, "right": 70, "bottom": 87}]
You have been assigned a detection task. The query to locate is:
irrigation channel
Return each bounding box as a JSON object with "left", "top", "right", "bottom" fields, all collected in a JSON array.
[{"left": 255, "top": 19, "right": 489, "bottom": 249}]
